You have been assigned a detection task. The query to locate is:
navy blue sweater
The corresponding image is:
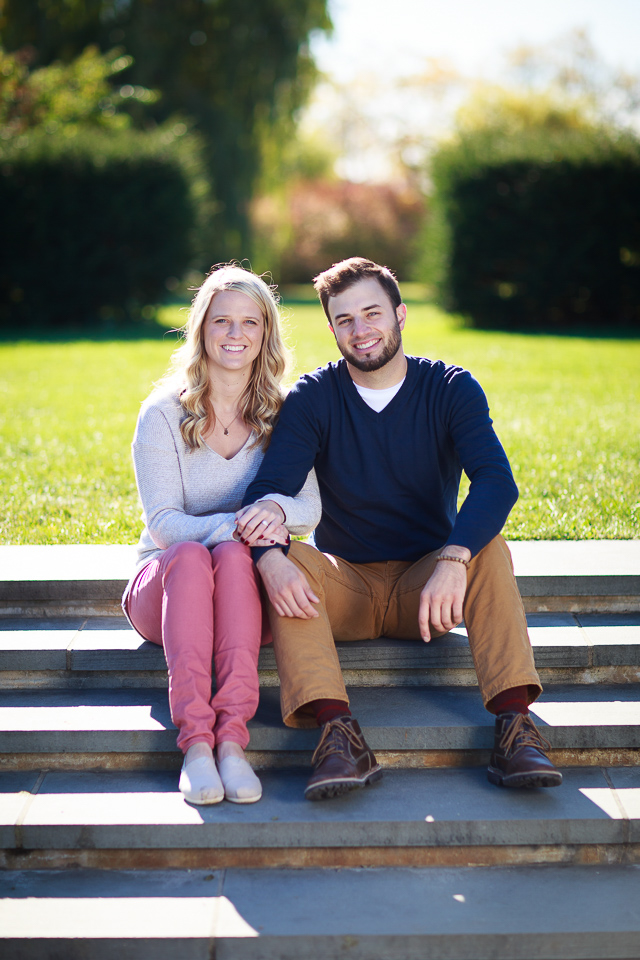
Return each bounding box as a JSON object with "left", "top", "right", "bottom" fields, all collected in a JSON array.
[{"left": 244, "top": 356, "right": 518, "bottom": 562}]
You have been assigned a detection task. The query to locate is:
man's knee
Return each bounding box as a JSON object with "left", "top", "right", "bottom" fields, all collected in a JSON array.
[
  {"left": 287, "top": 541, "right": 332, "bottom": 584},
  {"left": 465, "top": 537, "right": 519, "bottom": 599},
  {"left": 471, "top": 535, "right": 513, "bottom": 570}
]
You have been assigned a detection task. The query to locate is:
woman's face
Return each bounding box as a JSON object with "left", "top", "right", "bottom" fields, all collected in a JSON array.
[{"left": 203, "top": 290, "right": 265, "bottom": 378}]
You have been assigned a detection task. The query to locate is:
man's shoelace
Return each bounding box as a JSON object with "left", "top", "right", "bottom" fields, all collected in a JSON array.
[
  {"left": 311, "top": 719, "right": 363, "bottom": 766},
  {"left": 500, "top": 713, "right": 552, "bottom": 755}
]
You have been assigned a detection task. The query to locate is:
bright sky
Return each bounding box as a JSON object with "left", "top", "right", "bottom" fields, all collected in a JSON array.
[
  {"left": 312, "top": 0, "right": 640, "bottom": 82},
  {"left": 308, "top": 0, "right": 640, "bottom": 180}
]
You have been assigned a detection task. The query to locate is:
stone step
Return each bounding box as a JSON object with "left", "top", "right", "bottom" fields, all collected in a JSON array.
[
  {"left": 1, "top": 541, "right": 639, "bottom": 616},
  {"left": 3, "top": 541, "right": 638, "bottom": 958},
  {"left": 1, "top": 685, "right": 639, "bottom": 771},
  {"left": 1, "top": 863, "right": 639, "bottom": 959},
  {"left": 1, "top": 765, "right": 639, "bottom": 871},
  {"left": 1, "top": 613, "right": 639, "bottom": 690}
]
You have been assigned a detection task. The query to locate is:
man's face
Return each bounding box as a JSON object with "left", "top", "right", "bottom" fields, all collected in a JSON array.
[{"left": 327, "top": 277, "right": 406, "bottom": 372}]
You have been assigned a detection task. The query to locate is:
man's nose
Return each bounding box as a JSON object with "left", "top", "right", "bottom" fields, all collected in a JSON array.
[{"left": 352, "top": 315, "right": 371, "bottom": 337}]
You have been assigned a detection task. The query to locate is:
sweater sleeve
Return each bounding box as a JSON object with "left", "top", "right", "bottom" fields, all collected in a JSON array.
[
  {"left": 132, "top": 404, "right": 237, "bottom": 549},
  {"left": 443, "top": 369, "right": 518, "bottom": 556},
  {"left": 256, "top": 467, "right": 322, "bottom": 536}
]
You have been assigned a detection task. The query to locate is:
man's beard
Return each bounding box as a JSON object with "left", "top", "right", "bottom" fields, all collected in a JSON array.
[{"left": 337, "top": 319, "right": 402, "bottom": 372}]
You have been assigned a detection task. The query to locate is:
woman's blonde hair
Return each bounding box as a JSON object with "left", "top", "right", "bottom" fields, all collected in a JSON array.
[{"left": 169, "top": 264, "right": 289, "bottom": 450}]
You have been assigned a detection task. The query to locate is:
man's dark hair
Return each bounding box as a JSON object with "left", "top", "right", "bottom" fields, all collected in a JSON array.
[{"left": 313, "top": 257, "right": 402, "bottom": 321}]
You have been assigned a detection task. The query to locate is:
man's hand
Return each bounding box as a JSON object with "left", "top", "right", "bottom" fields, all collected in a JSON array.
[
  {"left": 256, "top": 550, "right": 320, "bottom": 619},
  {"left": 419, "top": 546, "right": 471, "bottom": 642}
]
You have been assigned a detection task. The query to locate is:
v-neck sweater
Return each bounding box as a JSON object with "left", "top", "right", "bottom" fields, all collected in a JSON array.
[
  {"left": 244, "top": 356, "right": 518, "bottom": 562},
  {"left": 129, "top": 387, "right": 321, "bottom": 579}
]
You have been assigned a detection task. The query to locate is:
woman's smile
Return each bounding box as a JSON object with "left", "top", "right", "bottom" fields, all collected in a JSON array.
[{"left": 204, "top": 289, "right": 264, "bottom": 376}]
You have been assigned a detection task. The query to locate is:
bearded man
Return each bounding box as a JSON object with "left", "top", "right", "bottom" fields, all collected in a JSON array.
[{"left": 241, "top": 257, "right": 561, "bottom": 801}]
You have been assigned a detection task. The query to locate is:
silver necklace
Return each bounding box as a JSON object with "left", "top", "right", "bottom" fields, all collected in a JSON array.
[{"left": 215, "top": 409, "right": 241, "bottom": 436}]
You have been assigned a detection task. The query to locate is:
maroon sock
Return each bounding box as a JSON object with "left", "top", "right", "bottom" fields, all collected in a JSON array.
[
  {"left": 311, "top": 698, "right": 351, "bottom": 727},
  {"left": 487, "top": 685, "right": 529, "bottom": 716}
]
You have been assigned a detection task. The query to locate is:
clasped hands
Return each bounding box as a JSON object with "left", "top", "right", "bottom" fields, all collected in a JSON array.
[
  {"left": 234, "top": 500, "right": 289, "bottom": 547},
  {"left": 234, "top": 502, "right": 320, "bottom": 618}
]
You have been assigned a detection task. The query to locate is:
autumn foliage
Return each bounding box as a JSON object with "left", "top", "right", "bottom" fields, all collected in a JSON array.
[{"left": 253, "top": 179, "right": 425, "bottom": 283}]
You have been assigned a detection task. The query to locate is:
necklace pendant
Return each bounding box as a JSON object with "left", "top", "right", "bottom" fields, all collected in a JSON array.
[{"left": 223, "top": 428, "right": 229, "bottom": 435}]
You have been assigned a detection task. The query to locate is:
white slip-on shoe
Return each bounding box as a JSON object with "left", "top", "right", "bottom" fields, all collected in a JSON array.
[
  {"left": 218, "top": 756, "right": 262, "bottom": 804},
  {"left": 179, "top": 754, "right": 224, "bottom": 805}
]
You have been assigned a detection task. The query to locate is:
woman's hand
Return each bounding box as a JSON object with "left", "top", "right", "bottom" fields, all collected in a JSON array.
[{"left": 235, "top": 500, "right": 289, "bottom": 547}]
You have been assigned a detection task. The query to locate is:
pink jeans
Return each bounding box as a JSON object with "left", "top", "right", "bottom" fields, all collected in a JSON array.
[{"left": 125, "top": 540, "right": 270, "bottom": 753}]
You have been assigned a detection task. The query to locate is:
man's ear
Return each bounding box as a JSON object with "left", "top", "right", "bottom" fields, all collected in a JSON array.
[
  {"left": 396, "top": 303, "right": 407, "bottom": 331},
  {"left": 327, "top": 321, "right": 336, "bottom": 339}
]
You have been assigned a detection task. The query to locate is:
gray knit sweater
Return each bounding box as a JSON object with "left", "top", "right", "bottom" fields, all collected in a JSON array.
[{"left": 127, "top": 387, "right": 321, "bottom": 586}]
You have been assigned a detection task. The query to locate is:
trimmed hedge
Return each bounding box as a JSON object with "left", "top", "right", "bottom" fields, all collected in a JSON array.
[
  {"left": 424, "top": 128, "right": 640, "bottom": 330},
  {"left": 0, "top": 130, "right": 204, "bottom": 330}
]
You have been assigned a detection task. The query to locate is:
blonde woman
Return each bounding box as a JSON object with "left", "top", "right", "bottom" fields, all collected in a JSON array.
[{"left": 122, "top": 265, "right": 320, "bottom": 805}]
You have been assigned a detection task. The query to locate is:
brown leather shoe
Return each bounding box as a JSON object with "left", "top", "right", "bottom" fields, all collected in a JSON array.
[
  {"left": 488, "top": 711, "right": 563, "bottom": 788},
  {"left": 304, "top": 716, "right": 383, "bottom": 801}
]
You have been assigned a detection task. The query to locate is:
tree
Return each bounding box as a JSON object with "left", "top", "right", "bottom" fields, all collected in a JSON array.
[
  {"left": 252, "top": 178, "right": 425, "bottom": 283},
  {"left": 453, "top": 85, "right": 599, "bottom": 137},
  {"left": 0, "top": 0, "right": 332, "bottom": 258},
  {"left": 0, "top": 40, "right": 211, "bottom": 329},
  {"left": 506, "top": 28, "right": 640, "bottom": 129},
  {"left": 0, "top": 43, "right": 152, "bottom": 139}
]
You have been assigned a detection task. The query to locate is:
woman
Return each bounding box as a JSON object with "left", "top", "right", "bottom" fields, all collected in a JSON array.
[{"left": 122, "top": 264, "right": 320, "bottom": 805}]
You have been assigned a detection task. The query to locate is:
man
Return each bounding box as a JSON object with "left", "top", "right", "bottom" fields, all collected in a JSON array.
[{"left": 241, "top": 257, "right": 561, "bottom": 801}]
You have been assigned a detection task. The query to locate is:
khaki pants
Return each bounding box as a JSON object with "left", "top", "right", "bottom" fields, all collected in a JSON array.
[{"left": 268, "top": 535, "right": 542, "bottom": 728}]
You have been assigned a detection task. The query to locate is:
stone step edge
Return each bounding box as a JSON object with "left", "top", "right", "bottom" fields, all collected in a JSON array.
[
  {"left": 1, "top": 863, "right": 640, "bottom": 960},
  {"left": 2, "top": 684, "right": 639, "bottom": 754},
  {"left": 1, "top": 746, "right": 639, "bottom": 772},
  {"left": 4, "top": 596, "right": 640, "bottom": 616},
  {"left": 2, "top": 541, "right": 639, "bottom": 580},
  {"left": 3, "top": 669, "right": 640, "bottom": 697},
  {"left": 3, "top": 842, "right": 640, "bottom": 873},
  {"left": 1, "top": 542, "right": 639, "bottom": 612},
  {"left": 2, "top": 576, "right": 638, "bottom": 601},
  {"left": 1, "top": 767, "right": 638, "bottom": 856},
  {"left": 3, "top": 728, "right": 639, "bottom": 753},
  {"left": 3, "top": 634, "right": 640, "bottom": 674}
]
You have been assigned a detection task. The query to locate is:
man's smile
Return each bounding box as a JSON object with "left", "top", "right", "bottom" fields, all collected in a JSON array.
[{"left": 353, "top": 338, "right": 381, "bottom": 351}]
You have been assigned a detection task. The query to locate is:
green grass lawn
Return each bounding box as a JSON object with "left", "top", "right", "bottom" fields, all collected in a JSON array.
[{"left": 1, "top": 297, "right": 638, "bottom": 544}]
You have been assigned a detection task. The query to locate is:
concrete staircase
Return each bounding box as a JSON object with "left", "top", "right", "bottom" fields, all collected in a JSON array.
[{"left": 1, "top": 542, "right": 639, "bottom": 958}]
